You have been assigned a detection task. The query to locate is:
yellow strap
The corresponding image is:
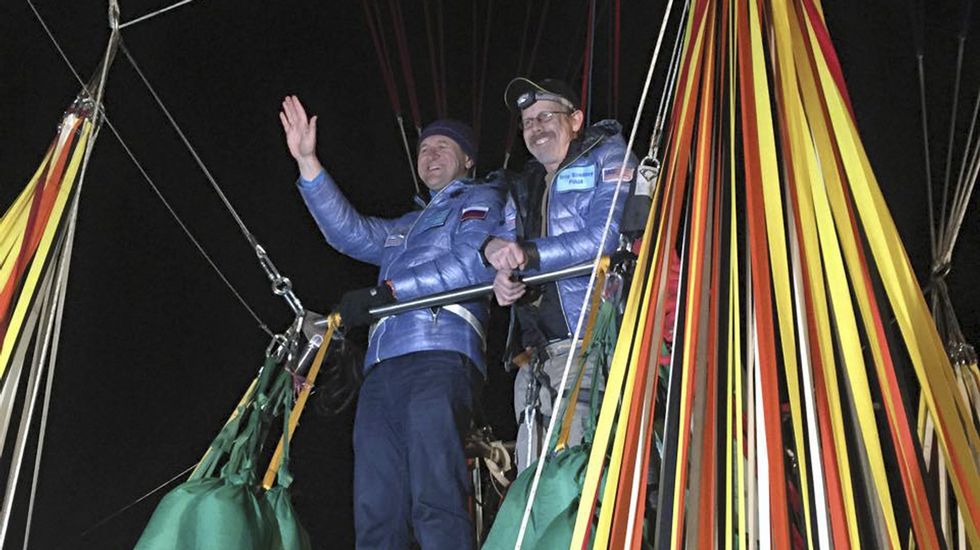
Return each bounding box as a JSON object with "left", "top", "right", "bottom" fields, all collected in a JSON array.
[
  {"left": 727, "top": 4, "right": 747, "bottom": 546},
  {"left": 1, "top": 146, "right": 59, "bottom": 287},
  {"left": 804, "top": 3, "right": 980, "bottom": 543},
  {"left": 262, "top": 313, "right": 341, "bottom": 489},
  {"left": 192, "top": 376, "right": 259, "bottom": 479},
  {"left": 570, "top": 3, "right": 707, "bottom": 545},
  {"left": 555, "top": 259, "right": 608, "bottom": 453},
  {"left": 746, "top": 1, "right": 819, "bottom": 544},
  {"left": 0, "top": 122, "right": 91, "bottom": 380}
]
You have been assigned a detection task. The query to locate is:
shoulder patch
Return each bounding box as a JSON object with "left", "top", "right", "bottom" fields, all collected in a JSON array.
[
  {"left": 602, "top": 165, "right": 635, "bottom": 183},
  {"left": 384, "top": 232, "right": 406, "bottom": 247},
  {"left": 460, "top": 206, "right": 489, "bottom": 221},
  {"left": 554, "top": 164, "right": 597, "bottom": 192}
]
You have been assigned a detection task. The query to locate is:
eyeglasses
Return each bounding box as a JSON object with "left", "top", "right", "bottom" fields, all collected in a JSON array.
[{"left": 519, "top": 110, "right": 571, "bottom": 130}]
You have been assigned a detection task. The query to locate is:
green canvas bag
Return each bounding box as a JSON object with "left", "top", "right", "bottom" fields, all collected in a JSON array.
[
  {"left": 482, "top": 301, "right": 618, "bottom": 550},
  {"left": 135, "top": 357, "right": 311, "bottom": 550}
]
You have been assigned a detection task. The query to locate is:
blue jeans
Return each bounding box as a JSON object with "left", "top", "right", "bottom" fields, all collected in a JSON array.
[{"left": 353, "top": 351, "right": 479, "bottom": 549}]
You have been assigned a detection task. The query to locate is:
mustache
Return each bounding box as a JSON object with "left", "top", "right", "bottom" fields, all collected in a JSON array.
[{"left": 530, "top": 131, "right": 557, "bottom": 143}]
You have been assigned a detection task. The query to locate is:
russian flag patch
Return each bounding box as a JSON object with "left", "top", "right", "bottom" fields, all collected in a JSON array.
[
  {"left": 602, "top": 165, "right": 635, "bottom": 183},
  {"left": 460, "top": 206, "right": 489, "bottom": 221}
]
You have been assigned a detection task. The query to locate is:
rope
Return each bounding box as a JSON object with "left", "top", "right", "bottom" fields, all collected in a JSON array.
[
  {"left": 5, "top": 7, "right": 119, "bottom": 546},
  {"left": 23, "top": 197, "right": 78, "bottom": 549},
  {"left": 102, "top": 114, "right": 275, "bottom": 336},
  {"left": 938, "top": 34, "right": 967, "bottom": 251},
  {"left": 580, "top": 0, "right": 597, "bottom": 124},
  {"left": 27, "top": 12, "right": 120, "bottom": 544},
  {"left": 645, "top": 0, "right": 687, "bottom": 164},
  {"left": 78, "top": 463, "right": 198, "bottom": 539},
  {"left": 514, "top": 0, "right": 677, "bottom": 546},
  {"left": 422, "top": 0, "right": 446, "bottom": 118},
  {"left": 613, "top": 0, "right": 621, "bottom": 118},
  {"left": 437, "top": 0, "right": 447, "bottom": 117},
  {"left": 475, "top": 0, "right": 493, "bottom": 139},
  {"left": 121, "top": 43, "right": 307, "bottom": 319},
  {"left": 396, "top": 115, "right": 421, "bottom": 193},
  {"left": 25, "top": 3, "right": 273, "bottom": 336},
  {"left": 388, "top": 0, "right": 421, "bottom": 130},
  {"left": 915, "top": 52, "right": 937, "bottom": 257},
  {"left": 361, "top": 0, "right": 420, "bottom": 191},
  {"left": 119, "top": 0, "right": 198, "bottom": 29},
  {"left": 502, "top": 0, "right": 551, "bottom": 166},
  {"left": 361, "top": 0, "right": 402, "bottom": 115},
  {"left": 120, "top": 44, "right": 256, "bottom": 249}
]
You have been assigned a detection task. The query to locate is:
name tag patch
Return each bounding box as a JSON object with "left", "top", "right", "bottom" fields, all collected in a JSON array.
[
  {"left": 416, "top": 207, "right": 451, "bottom": 233},
  {"left": 554, "top": 164, "right": 597, "bottom": 192}
]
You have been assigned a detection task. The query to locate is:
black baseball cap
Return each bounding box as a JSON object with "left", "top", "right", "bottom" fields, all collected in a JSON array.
[{"left": 504, "top": 77, "right": 580, "bottom": 114}]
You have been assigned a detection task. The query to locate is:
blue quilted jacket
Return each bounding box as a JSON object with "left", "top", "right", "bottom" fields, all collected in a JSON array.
[
  {"left": 299, "top": 171, "right": 509, "bottom": 376},
  {"left": 507, "top": 120, "right": 637, "bottom": 337}
]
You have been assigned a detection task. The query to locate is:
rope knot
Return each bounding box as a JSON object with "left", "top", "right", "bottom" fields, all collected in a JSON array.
[{"left": 930, "top": 261, "right": 951, "bottom": 281}]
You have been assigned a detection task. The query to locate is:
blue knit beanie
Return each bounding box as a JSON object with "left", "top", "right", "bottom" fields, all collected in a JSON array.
[{"left": 419, "top": 119, "right": 478, "bottom": 163}]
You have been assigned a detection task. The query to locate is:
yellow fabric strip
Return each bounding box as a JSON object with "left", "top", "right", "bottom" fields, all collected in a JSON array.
[
  {"left": 570, "top": 3, "right": 708, "bottom": 545},
  {"left": 803, "top": 5, "right": 980, "bottom": 544},
  {"left": 0, "top": 146, "right": 58, "bottom": 290},
  {"left": 0, "top": 121, "right": 91, "bottom": 380},
  {"left": 728, "top": 4, "right": 748, "bottom": 547},
  {"left": 801, "top": 59, "right": 903, "bottom": 549},
  {"left": 791, "top": 26, "right": 868, "bottom": 547},
  {"left": 724, "top": 2, "right": 740, "bottom": 546},
  {"left": 262, "top": 313, "right": 340, "bottom": 489},
  {"left": 669, "top": 7, "right": 720, "bottom": 545},
  {"left": 192, "top": 376, "right": 259, "bottom": 479},
  {"left": 591, "top": 263, "right": 655, "bottom": 549},
  {"left": 556, "top": 259, "right": 608, "bottom": 453},
  {"left": 757, "top": 0, "right": 836, "bottom": 548}
]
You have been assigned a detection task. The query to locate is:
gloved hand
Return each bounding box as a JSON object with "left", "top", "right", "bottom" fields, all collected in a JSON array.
[{"left": 338, "top": 283, "right": 395, "bottom": 328}]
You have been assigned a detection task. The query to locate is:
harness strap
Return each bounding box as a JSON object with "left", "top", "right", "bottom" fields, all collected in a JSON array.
[{"left": 369, "top": 304, "right": 487, "bottom": 350}]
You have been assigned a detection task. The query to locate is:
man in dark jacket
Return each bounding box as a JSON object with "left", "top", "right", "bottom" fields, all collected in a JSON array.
[
  {"left": 281, "top": 95, "right": 508, "bottom": 548},
  {"left": 481, "top": 79, "right": 637, "bottom": 472}
]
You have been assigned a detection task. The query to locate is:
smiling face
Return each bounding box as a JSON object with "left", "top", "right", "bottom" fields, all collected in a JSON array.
[
  {"left": 521, "top": 99, "right": 585, "bottom": 175},
  {"left": 416, "top": 135, "right": 473, "bottom": 191}
]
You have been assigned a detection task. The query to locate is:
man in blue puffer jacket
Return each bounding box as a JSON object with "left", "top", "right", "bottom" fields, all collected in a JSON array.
[
  {"left": 280, "top": 95, "right": 508, "bottom": 549},
  {"left": 481, "top": 78, "right": 637, "bottom": 472}
]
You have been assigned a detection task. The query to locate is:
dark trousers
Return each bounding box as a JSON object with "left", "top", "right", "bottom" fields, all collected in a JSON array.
[{"left": 353, "top": 351, "right": 478, "bottom": 550}]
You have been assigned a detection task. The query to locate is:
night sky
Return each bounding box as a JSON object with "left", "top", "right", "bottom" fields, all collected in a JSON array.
[{"left": 1, "top": 0, "right": 978, "bottom": 548}]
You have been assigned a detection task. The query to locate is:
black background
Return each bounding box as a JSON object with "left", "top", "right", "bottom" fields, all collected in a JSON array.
[{"left": 1, "top": 0, "right": 978, "bottom": 548}]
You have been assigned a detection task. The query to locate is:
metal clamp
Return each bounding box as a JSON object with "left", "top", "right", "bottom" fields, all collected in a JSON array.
[
  {"left": 638, "top": 155, "right": 661, "bottom": 185},
  {"left": 255, "top": 243, "right": 304, "bottom": 317}
]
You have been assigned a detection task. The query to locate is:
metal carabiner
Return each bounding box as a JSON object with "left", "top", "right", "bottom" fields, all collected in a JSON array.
[{"left": 266, "top": 333, "right": 289, "bottom": 362}]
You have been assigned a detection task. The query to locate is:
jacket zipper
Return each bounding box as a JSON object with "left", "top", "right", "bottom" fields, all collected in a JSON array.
[
  {"left": 376, "top": 179, "right": 461, "bottom": 352},
  {"left": 546, "top": 138, "right": 603, "bottom": 337}
]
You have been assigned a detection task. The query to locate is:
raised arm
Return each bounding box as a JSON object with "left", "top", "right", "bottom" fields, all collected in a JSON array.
[{"left": 283, "top": 95, "right": 395, "bottom": 264}]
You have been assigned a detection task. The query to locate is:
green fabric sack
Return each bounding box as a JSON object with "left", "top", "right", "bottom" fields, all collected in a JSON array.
[
  {"left": 482, "top": 300, "right": 622, "bottom": 550},
  {"left": 135, "top": 357, "right": 312, "bottom": 550},
  {"left": 135, "top": 478, "right": 279, "bottom": 550},
  {"left": 266, "top": 485, "right": 312, "bottom": 550},
  {"left": 481, "top": 445, "right": 590, "bottom": 550}
]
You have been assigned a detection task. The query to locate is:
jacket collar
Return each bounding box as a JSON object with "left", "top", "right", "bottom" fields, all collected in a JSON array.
[{"left": 413, "top": 177, "right": 471, "bottom": 208}]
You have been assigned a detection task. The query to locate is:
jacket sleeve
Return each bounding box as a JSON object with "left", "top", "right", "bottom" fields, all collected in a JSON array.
[
  {"left": 524, "top": 137, "right": 636, "bottom": 274},
  {"left": 386, "top": 185, "right": 507, "bottom": 301},
  {"left": 297, "top": 170, "right": 398, "bottom": 266}
]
